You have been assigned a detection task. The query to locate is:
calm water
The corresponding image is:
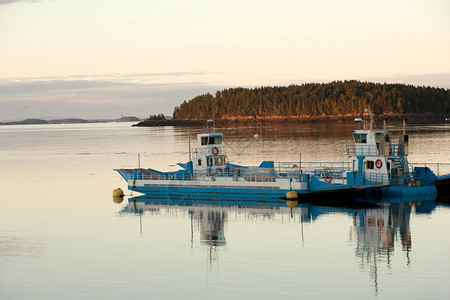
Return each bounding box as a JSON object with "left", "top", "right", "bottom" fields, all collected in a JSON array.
[{"left": 1, "top": 122, "right": 450, "bottom": 299}]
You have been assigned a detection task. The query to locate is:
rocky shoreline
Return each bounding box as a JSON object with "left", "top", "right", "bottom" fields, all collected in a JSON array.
[{"left": 135, "top": 113, "right": 449, "bottom": 127}]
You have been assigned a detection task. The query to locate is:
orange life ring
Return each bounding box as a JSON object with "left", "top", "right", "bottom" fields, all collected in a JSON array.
[
  {"left": 325, "top": 174, "right": 332, "bottom": 183},
  {"left": 212, "top": 147, "right": 219, "bottom": 155},
  {"left": 293, "top": 164, "right": 298, "bottom": 168},
  {"left": 377, "top": 219, "right": 384, "bottom": 227},
  {"left": 211, "top": 175, "right": 216, "bottom": 181},
  {"left": 375, "top": 159, "right": 383, "bottom": 169},
  {"left": 265, "top": 178, "right": 271, "bottom": 182},
  {"left": 236, "top": 169, "right": 241, "bottom": 176},
  {"left": 152, "top": 175, "right": 158, "bottom": 180}
]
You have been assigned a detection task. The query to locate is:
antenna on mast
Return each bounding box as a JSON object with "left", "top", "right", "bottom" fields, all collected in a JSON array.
[
  {"left": 366, "top": 93, "right": 377, "bottom": 130},
  {"left": 364, "top": 107, "right": 377, "bottom": 130}
]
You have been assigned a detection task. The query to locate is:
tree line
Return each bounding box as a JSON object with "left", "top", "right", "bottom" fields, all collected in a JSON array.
[
  {"left": 172, "top": 81, "right": 449, "bottom": 119},
  {"left": 148, "top": 113, "right": 166, "bottom": 120}
]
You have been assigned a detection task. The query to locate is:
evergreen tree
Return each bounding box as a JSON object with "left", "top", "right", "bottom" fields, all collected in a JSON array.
[{"left": 172, "top": 81, "right": 449, "bottom": 119}]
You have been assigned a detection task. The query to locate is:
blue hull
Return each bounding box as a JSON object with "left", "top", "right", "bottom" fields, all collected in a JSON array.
[
  {"left": 368, "top": 185, "right": 437, "bottom": 201},
  {"left": 130, "top": 185, "right": 286, "bottom": 201},
  {"left": 129, "top": 184, "right": 362, "bottom": 202}
]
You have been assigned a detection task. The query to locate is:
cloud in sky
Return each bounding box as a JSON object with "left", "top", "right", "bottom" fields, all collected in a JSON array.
[
  {"left": 0, "top": 77, "right": 225, "bottom": 121},
  {"left": 2, "top": 71, "right": 219, "bottom": 85},
  {"left": 0, "top": 0, "right": 39, "bottom": 5},
  {"left": 1, "top": 1, "right": 448, "bottom": 120},
  {"left": 360, "top": 73, "right": 450, "bottom": 89},
  {"left": 1, "top": 0, "right": 448, "bottom": 84},
  {"left": 0, "top": 71, "right": 224, "bottom": 120},
  {"left": 1, "top": 72, "right": 448, "bottom": 122}
]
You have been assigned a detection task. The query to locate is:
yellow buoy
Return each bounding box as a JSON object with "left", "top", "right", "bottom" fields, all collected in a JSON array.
[
  {"left": 113, "top": 196, "right": 124, "bottom": 204},
  {"left": 113, "top": 188, "right": 124, "bottom": 197},
  {"left": 113, "top": 188, "right": 124, "bottom": 203},
  {"left": 286, "top": 190, "right": 298, "bottom": 200},
  {"left": 286, "top": 199, "right": 298, "bottom": 208}
]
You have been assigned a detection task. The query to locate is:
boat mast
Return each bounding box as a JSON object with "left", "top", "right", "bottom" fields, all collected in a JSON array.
[
  {"left": 188, "top": 130, "right": 191, "bottom": 162},
  {"left": 365, "top": 107, "right": 377, "bottom": 130}
]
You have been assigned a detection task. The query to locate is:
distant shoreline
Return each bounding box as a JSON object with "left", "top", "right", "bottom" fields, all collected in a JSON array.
[
  {"left": 0, "top": 116, "right": 141, "bottom": 126},
  {"left": 4, "top": 113, "right": 448, "bottom": 127},
  {"left": 135, "top": 113, "right": 449, "bottom": 127}
]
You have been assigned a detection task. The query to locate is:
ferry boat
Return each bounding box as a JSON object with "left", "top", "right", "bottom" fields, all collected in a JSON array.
[
  {"left": 115, "top": 109, "right": 449, "bottom": 202},
  {"left": 346, "top": 111, "right": 446, "bottom": 199}
]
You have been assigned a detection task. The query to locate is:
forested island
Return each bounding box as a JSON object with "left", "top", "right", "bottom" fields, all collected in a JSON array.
[{"left": 138, "top": 80, "right": 449, "bottom": 126}]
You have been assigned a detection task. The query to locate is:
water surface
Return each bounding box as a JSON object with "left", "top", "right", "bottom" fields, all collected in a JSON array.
[{"left": 1, "top": 122, "right": 449, "bottom": 299}]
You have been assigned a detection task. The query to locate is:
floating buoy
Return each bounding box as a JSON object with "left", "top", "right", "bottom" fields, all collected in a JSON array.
[
  {"left": 286, "top": 199, "right": 298, "bottom": 208},
  {"left": 113, "top": 188, "right": 124, "bottom": 197},
  {"left": 286, "top": 190, "right": 298, "bottom": 200},
  {"left": 113, "top": 196, "right": 124, "bottom": 204},
  {"left": 113, "top": 188, "right": 124, "bottom": 203}
]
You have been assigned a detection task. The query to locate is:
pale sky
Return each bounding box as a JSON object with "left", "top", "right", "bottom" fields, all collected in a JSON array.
[{"left": 1, "top": 0, "right": 449, "bottom": 120}]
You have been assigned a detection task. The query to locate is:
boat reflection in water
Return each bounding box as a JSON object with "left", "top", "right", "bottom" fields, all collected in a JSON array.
[{"left": 118, "top": 194, "right": 440, "bottom": 291}]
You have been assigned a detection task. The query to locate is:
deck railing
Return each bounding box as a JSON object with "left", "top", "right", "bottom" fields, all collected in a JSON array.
[
  {"left": 346, "top": 145, "right": 378, "bottom": 156},
  {"left": 409, "top": 162, "right": 450, "bottom": 177},
  {"left": 367, "top": 168, "right": 442, "bottom": 187},
  {"left": 346, "top": 144, "right": 406, "bottom": 156},
  {"left": 126, "top": 161, "right": 450, "bottom": 186},
  {"left": 366, "top": 171, "right": 437, "bottom": 187},
  {"left": 367, "top": 173, "right": 390, "bottom": 185},
  {"left": 127, "top": 161, "right": 352, "bottom": 183},
  {"left": 275, "top": 161, "right": 351, "bottom": 172},
  {"left": 389, "top": 173, "right": 435, "bottom": 187},
  {"left": 128, "top": 172, "right": 308, "bottom": 183}
]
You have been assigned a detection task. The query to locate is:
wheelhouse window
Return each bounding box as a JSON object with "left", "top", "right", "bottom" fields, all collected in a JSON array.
[
  {"left": 354, "top": 134, "right": 367, "bottom": 144},
  {"left": 214, "top": 157, "right": 224, "bottom": 166},
  {"left": 366, "top": 160, "right": 374, "bottom": 169},
  {"left": 201, "top": 136, "right": 223, "bottom": 145},
  {"left": 212, "top": 136, "right": 222, "bottom": 144}
]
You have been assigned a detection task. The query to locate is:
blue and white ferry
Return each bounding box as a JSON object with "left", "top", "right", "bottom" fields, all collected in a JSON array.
[
  {"left": 346, "top": 111, "right": 446, "bottom": 199},
  {"left": 116, "top": 109, "right": 449, "bottom": 202}
]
